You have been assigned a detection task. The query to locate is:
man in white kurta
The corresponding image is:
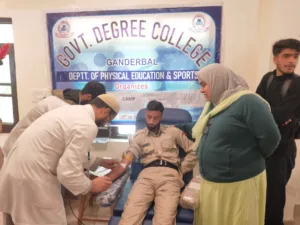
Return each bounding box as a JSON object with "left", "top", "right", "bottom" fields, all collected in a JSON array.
[
  {"left": 1, "top": 96, "right": 115, "bottom": 172},
  {"left": 1, "top": 96, "right": 67, "bottom": 159},
  {"left": 0, "top": 94, "right": 120, "bottom": 225}
]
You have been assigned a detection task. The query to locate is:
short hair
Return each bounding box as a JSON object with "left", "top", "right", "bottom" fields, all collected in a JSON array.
[
  {"left": 272, "top": 39, "right": 300, "bottom": 56},
  {"left": 89, "top": 97, "right": 117, "bottom": 118},
  {"left": 146, "top": 100, "right": 164, "bottom": 112},
  {"left": 81, "top": 81, "right": 106, "bottom": 99}
]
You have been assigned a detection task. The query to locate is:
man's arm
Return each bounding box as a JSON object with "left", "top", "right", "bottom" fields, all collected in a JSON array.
[
  {"left": 172, "top": 127, "right": 197, "bottom": 175},
  {"left": 174, "top": 122, "right": 196, "bottom": 141},
  {"left": 105, "top": 153, "right": 134, "bottom": 181},
  {"left": 256, "top": 75, "right": 268, "bottom": 98},
  {"left": 57, "top": 124, "right": 103, "bottom": 195},
  {"left": 104, "top": 132, "right": 142, "bottom": 181},
  {"left": 270, "top": 78, "right": 300, "bottom": 125}
]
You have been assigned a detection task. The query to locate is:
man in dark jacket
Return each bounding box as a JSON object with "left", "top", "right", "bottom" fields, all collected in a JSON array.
[
  {"left": 256, "top": 38, "right": 300, "bottom": 225},
  {"left": 52, "top": 81, "right": 106, "bottom": 105}
]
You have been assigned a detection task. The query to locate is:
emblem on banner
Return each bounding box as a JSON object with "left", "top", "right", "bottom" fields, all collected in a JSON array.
[
  {"left": 55, "top": 20, "right": 73, "bottom": 38},
  {"left": 190, "top": 14, "right": 210, "bottom": 33}
]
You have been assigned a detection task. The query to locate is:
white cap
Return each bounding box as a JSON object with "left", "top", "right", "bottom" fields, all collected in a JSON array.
[{"left": 98, "top": 94, "right": 120, "bottom": 119}]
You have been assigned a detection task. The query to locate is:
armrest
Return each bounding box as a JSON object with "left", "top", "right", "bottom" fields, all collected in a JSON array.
[{"left": 95, "top": 168, "right": 131, "bottom": 207}]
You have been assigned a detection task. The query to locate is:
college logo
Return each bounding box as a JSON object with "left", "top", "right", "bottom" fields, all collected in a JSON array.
[
  {"left": 55, "top": 20, "right": 73, "bottom": 38},
  {"left": 190, "top": 14, "right": 210, "bottom": 33}
]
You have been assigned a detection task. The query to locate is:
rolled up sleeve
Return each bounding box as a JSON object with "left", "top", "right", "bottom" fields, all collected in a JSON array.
[{"left": 126, "top": 132, "right": 142, "bottom": 160}]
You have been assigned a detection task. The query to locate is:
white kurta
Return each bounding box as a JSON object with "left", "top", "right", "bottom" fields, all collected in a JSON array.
[
  {"left": 0, "top": 104, "right": 98, "bottom": 225},
  {"left": 2, "top": 96, "right": 67, "bottom": 157}
]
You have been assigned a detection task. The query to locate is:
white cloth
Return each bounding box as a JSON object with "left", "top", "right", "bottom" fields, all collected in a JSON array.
[
  {"left": 0, "top": 105, "right": 98, "bottom": 225},
  {"left": 2, "top": 96, "right": 67, "bottom": 157},
  {"left": 1, "top": 96, "right": 99, "bottom": 170}
]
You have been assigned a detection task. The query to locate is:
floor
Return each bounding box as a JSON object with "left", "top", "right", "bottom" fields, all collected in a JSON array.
[
  {"left": 1, "top": 200, "right": 300, "bottom": 225},
  {"left": 0, "top": 199, "right": 110, "bottom": 225}
]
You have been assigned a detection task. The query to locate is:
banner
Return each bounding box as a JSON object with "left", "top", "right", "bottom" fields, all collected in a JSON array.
[{"left": 47, "top": 7, "right": 222, "bottom": 124}]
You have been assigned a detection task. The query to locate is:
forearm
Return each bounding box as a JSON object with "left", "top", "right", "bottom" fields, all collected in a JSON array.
[
  {"left": 180, "top": 150, "right": 197, "bottom": 175},
  {"left": 105, "top": 160, "right": 129, "bottom": 181},
  {"left": 105, "top": 153, "right": 133, "bottom": 181}
]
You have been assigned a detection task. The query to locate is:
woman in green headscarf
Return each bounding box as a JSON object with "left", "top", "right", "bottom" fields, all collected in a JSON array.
[{"left": 176, "top": 64, "right": 281, "bottom": 225}]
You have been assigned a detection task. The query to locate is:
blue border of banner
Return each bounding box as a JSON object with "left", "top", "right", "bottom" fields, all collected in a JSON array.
[{"left": 47, "top": 6, "right": 222, "bottom": 89}]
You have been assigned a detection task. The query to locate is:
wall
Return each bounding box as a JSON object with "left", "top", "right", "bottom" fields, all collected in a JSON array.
[{"left": 1, "top": 0, "right": 300, "bottom": 221}]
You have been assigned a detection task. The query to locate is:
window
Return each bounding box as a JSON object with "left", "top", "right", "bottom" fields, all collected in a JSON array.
[{"left": 0, "top": 18, "right": 19, "bottom": 132}]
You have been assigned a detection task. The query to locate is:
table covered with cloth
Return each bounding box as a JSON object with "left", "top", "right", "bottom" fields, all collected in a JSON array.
[{"left": 94, "top": 168, "right": 131, "bottom": 207}]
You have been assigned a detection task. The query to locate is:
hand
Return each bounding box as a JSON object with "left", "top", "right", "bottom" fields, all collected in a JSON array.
[
  {"left": 91, "top": 176, "right": 112, "bottom": 193},
  {"left": 282, "top": 119, "right": 292, "bottom": 126},
  {"left": 100, "top": 158, "right": 119, "bottom": 169}
]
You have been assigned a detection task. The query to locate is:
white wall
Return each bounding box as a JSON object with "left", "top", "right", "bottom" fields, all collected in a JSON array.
[{"left": 1, "top": 0, "right": 300, "bottom": 221}]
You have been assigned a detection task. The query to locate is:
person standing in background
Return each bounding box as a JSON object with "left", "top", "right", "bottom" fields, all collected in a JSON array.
[
  {"left": 256, "top": 38, "right": 300, "bottom": 225},
  {"left": 177, "top": 64, "right": 280, "bottom": 225},
  {"left": 52, "top": 80, "right": 106, "bottom": 105}
]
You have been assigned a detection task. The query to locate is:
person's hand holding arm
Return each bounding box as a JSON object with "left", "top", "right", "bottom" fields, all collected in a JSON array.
[
  {"left": 104, "top": 133, "right": 141, "bottom": 181},
  {"left": 57, "top": 124, "right": 112, "bottom": 195},
  {"left": 105, "top": 152, "right": 134, "bottom": 181}
]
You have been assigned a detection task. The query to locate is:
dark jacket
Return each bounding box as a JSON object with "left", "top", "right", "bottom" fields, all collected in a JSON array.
[{"left": 256, "top": 70, "right": 300, "bottom": 156}]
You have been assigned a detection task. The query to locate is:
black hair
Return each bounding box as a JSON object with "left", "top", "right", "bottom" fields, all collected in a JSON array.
[
  {"left": 89, "top": 97, "right": 117, "bottom": 118},
  {"left": 81, "top": 81, "right": 106, "bottom": 99},
  {"left": 146, "top": 100, "right": 164, "bottom": 112},
  {"left": 273, "top": 39, "right": 300, "bottom": 56}
]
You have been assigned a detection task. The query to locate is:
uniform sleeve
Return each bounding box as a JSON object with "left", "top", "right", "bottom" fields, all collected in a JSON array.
[
  {"left": 172, "top": 127, "right": 197, "bottom": 174},
  {"left": 174, "top": 122, "right": 196, "bottom": 141},
  {"left": 242, "top": 95, "right": 281, "bottom": 159},
  {"left": 126, "top": 132, "right": 142, "bottom": 160},
  {"left": 270, "top": 77, "right": 300, "bottom": 125},
  {"left": 57, "top": 124, "right": 97, "bottom": 196}
]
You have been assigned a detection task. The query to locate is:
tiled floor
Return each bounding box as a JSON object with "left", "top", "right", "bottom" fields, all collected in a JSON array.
[{"left": 1, "top": 201, "right": 300, "bottom": 225}]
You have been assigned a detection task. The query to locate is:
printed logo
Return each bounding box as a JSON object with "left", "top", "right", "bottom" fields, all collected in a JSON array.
[
  {"left": 55, "top": 20, "right": 73, "bottom": 38},
  {"left": 190, "top": 14, "right": 210, "bottom": 33}
]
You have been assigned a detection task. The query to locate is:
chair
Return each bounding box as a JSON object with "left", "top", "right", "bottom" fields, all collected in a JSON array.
[{"left": 109, "top": 108, "right": 195, "bottom": 225}]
